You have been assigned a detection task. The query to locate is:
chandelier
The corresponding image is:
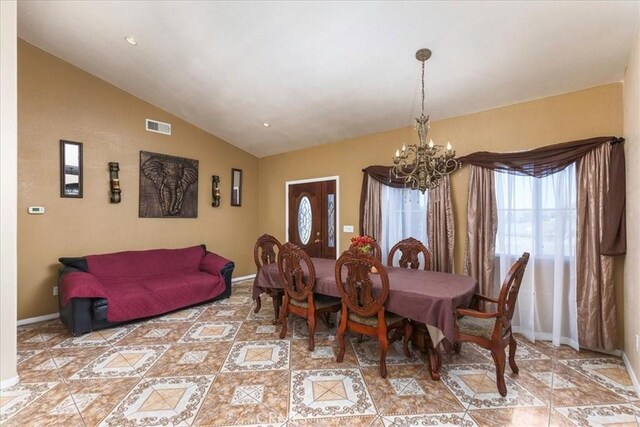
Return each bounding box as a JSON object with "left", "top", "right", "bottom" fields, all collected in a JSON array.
[{"left": 392, "top": 48, "right": 460, "bottom": 193}]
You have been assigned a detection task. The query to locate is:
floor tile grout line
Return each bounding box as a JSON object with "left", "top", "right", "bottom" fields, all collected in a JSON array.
[{"left": 40, "top": 330, "right": 89, "bottom": 427}]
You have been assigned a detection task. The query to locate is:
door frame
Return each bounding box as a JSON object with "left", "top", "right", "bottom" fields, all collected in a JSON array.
[{"left": 285, "top": 175, "right": 340, "bottom": 259}]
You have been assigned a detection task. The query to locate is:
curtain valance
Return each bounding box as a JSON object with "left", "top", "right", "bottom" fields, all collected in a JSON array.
[{"left": 458, "top": 136, "right": 624, "bottom": 178}]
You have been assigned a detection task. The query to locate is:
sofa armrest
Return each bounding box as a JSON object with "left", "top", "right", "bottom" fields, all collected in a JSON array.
[
  {"left": 200, "top": 252, "right": 234, "bottom": 276},
  {"left": 59, "top": 271, "right": 108, "bottom": 307}
]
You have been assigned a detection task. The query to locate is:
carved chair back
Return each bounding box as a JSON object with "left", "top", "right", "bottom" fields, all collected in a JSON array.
[
  {"left": 496, "top": 252, "right": 530, "bottom": 331},
  {"left": 254, "top": 234, "right": 282, "bottom": 270},
  {"left": 348, "top": 240, "right": 382, "bottom": 262},
  {"left": 387, "top": 237, "right": 431, "bottom": 270},
  {"left": 278, "top": 242, "right": 316, "bottom": 302},
  {"left": 335, "top": 249, "right": 389, "bottom": 318}
]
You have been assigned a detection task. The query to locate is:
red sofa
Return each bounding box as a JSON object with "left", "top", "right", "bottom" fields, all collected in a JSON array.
[{"left": 58, "top": 245, "right": 234, "bottom": 335}]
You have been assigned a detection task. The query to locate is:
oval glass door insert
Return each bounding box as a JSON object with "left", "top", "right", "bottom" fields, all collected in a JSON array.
[{"left": 298, "top": 196, "right": 312, "bottom": 244}]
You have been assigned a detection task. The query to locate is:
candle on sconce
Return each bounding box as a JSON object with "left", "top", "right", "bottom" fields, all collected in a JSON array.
[
  {"left": 402, "top": 144, "right": 406, "bottom": 152},
  {"left": 395, "top": 149, "right": 400, "bottom": 157},
  {"left": 428, "top": 139, "right": 434, "bottom": 148},
  {"left": 446, "top": 142, "right": 452, "bottom": 151}
]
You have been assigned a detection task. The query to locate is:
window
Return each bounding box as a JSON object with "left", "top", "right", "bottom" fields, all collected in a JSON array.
[
  {"left": 380, "top": 186, "right": 428, "bottom": 261},
  {"left": 494, "top": 164, "right": 578, "bottom": 348}
]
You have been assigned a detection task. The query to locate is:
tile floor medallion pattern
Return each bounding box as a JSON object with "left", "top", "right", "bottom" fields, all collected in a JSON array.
[
  {"left": 3, "top": 279, "right": 639, "bottom": 427},
  {"left": 381, "top": 412, "right": 475, "bottom": 426},
  {"left": 178, "top": 321, "right": 242, "bottom": 343},
  {"left": 99, "top": 375, "right": 214, "bottom": 426},
  {"left": 441, "top": 364, "right": 546, "bottom": 410},
  {"left": 560, "top": 358, "right": 638, "bottom": 400},
  {"left": 221, "top": 340, "right": 290, "bottom": 372},
  {"left": 0, "top": 382, "right": 58, "bottom": 423},
  {"left": 555, "top": 403, "right": 640, "bottom": 426},
  {"left": 52, "top": 325, "right": 139, "bottom": 348},
  {"left": 148, "top": 306, "right": 207, "bottom": 323},
  {"left": 70, "top": 345, "right": 169, "bottom": 379},
  {"left": 289, "top": 368, "right": 376, "bottom": 420}
]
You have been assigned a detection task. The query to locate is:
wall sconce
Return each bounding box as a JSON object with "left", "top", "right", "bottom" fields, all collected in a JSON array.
[
  {"left": 109, "top": 162, "right": 121, "bottom": 203},
  {"left": 211, "top": 175, "right": 221, "bottom": 207}
]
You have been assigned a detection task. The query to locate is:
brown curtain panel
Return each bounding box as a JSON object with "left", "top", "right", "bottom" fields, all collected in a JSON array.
[
  {"left": 428, "top": 175, "right": 454, "bottom": 273},
  {"left": 359, "top": 173, "right": 382, "bottom": 241},
  {"left": 576, "top": 144, "right": 617, "bottom": 350},
  {"left": 463, "top": 166, "right": 498, "bottom": 298}
]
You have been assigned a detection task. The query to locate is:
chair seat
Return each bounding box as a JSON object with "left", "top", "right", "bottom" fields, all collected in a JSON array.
[
  {"left": 290, "top": 294, "right": 341, "bottom": 309},
  {"left": 348, "top": 311, "right": 404, "bottom": 327},
  {"left": 458, "top": 315, "right": 496, "bottom": 340}
]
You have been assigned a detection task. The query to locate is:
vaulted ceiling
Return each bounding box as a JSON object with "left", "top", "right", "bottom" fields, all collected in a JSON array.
[{"left": 17, "top": 1, "right": 639, "bottom": 157}]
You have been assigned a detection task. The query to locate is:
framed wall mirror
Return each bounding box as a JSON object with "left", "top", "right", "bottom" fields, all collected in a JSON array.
[
  {"left": 60, "top": 140, "right": 83, "bottom": 198},
  {"left": 231, "top": 168, "right": 242, "bottom": 207}
]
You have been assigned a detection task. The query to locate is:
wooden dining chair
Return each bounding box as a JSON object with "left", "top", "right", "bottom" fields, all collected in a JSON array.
[
  {"left": 387, "top": 237, "right": 431, "bottom": 270},
  {"left": 253, "top": 234, "right": 284, "bottom": 323},
  {"left": 453, "top": 252, "right": 530, "bottom": 396},
  {"left": 278, "top": 243, "right": 341, "bottom": 351},
  {"left": 348, "top": 239, "right": 382, "bottom": 262},
  {"left": 334, "top": 249, "right": 412, "bottom": 378}
]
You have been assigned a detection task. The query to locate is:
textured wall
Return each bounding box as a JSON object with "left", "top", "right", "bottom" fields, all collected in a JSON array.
[
  {"left": 258, "top": 83, "right": 625, "bottom": 345},
  {"left": 623, "top": 24, "right": 640, "bottom": 386},
  {"left": 18, "top": 40, "right": 259, "bottom": 320}
]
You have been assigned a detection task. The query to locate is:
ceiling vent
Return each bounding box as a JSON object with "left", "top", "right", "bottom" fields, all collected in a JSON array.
[{"left": 145, "top": 118, "right": 171, "bottom": 135}]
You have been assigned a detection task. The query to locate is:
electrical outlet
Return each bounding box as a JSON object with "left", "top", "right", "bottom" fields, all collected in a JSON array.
[{"left": 53, "top": 286, "right": 58, "bottom": 296}]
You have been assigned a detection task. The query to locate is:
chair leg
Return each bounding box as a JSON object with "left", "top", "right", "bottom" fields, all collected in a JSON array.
[
  {"left": 357, "top": 334, "right": 364, "bottom": 343},
  {"left": 336, "top": 312, "right": 347, "bottom": 363},
  {"left": 491, "top": 348, "right": 508, "bottom": 397},
  {"left": 272, "top": 292, "right": 283, "bottom": 325},
  {"left": 320, "top": 312, "right": 334, "bottom": 329},
  {"left": 254, "top": 296, "right": 262, "bottom": 313},
  {"left": 378, "top": 332, "right": 389, "bottom": 378},
  {"left": 402, "top": 321, "right": 412, "bottom": 357},
  {"left": 307, "top": 315, "right": 316, "bottom": 352},
  {"left": 509, "top": 334, "right": 519, "bottom": 374},
  {"left": 278, "top": 300, "right": 288, "bottom": 339},
  {"left": 453, "top": 342, "right": 462, "bottom": 354}
]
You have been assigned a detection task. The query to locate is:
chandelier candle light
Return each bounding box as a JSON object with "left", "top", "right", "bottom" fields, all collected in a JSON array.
[{"left": 392, "top": 48, "right": 460, "bottom": 193}]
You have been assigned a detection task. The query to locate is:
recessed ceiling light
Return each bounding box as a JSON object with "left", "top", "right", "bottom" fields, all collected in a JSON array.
[
  {"left": 124, "top": 36, "right": 137, "bottom": 46},
  {"left": 262, "top": 122, "right": 271, "bottom": 128}
]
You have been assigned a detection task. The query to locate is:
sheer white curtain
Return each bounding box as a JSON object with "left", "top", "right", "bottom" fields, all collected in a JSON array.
[
  {"left": 495, "top": 164, "right": 578, "bottom": 349},
  {"left": 380, "top": 186, "right": 428, "bottom": 264}
]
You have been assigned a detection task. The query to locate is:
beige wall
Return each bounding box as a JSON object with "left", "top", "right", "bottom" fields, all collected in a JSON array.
[
  {"left": 1, "top": 0, "right": 19, "bottom": 387},
  {"left": 259, "top": 83, "right": 625, "bottom": 345},
  {"left": 18, "top": 40, "right": 259, "bottom": 320},
  {"left": 623, "top": 25, "right": 640, "bottom": 386}
]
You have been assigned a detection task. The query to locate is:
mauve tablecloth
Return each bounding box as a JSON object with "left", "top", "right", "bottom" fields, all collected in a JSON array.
[{"left": 253, "top": 257, "right": 478, "bottom": 344}]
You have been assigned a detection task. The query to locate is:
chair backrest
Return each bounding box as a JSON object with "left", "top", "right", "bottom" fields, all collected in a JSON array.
[
  {"left": 348, "top": 239, "right": 382, "bottom": 262},
  {"left": 497, "top": 252, "right": 530, "bottom": 330},
  {"left": 254, "top": 234, "right": 282, "bottom": 270},
  {"left": 278, "top": 242, "right": 316, "bottom": 302},
  {"left": 335, "top": 249, "right": 389, "bottom": 318},
  {"left": 387, "top": 237, "right": 431, "bottom": 270}
]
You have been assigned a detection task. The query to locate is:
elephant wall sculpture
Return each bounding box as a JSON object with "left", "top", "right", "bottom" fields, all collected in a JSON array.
[{"left": 139, "top": 151, "right": 199, "bottom": 218}]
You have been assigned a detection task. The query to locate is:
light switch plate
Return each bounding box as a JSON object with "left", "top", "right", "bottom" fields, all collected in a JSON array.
[{"left": 343, "top": 225, "right": 354, "bottom": 233}]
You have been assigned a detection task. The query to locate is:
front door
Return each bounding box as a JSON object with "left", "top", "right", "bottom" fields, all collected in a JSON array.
[{"left": 288, "top": 180, "right": 336, "bottom": 259}]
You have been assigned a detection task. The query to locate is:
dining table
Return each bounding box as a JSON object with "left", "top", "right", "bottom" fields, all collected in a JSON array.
[{"left": 252, "top": 257, "right": 478, "bottom": 380}]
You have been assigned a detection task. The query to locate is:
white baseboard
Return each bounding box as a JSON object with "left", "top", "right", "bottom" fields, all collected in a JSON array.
[
  {"left": 0, "top": 375, "right": 19, "bottom": 389},
  {"left": 16, "top": 313, "right": 59, "bottom": 326},
  {"left": 232, "top": 274, "right": 256, "bottom": 283},
  {"left": 622, "top": 352, "right": 640, "bottom": 398}
]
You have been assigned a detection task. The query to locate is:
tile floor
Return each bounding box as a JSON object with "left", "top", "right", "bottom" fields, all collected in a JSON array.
[{"left": 2, "top": 279, "right": 639, "bottom": 426}]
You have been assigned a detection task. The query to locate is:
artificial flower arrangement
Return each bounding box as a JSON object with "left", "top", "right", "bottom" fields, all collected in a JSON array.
[{"left": 350, "top": 235, "right": 376, "bottom": 254}]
